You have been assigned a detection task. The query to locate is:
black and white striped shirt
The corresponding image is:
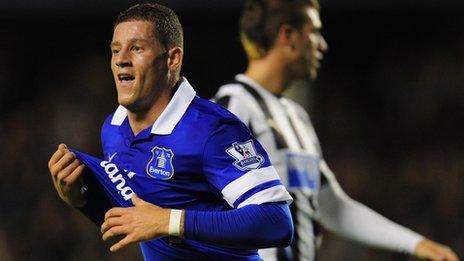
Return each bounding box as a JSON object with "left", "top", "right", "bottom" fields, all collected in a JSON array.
[
  {"left": 214, "top": 74, "right": 424, "bottom": 261},
  {"left": 214, "top": 74, "right": 328, "bottom": 261}
]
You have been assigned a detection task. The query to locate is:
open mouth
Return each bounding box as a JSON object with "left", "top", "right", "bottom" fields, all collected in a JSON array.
[{"left": 118, "top": 73, "right": 135, "bottom": 84}]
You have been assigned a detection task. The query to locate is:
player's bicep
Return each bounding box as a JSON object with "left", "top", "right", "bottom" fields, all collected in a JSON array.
[{"left": 202, "top": 121, "right": 292, "bottom": 208}]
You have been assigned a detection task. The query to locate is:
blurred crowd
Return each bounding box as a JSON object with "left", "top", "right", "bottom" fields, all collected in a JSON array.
[{"left": 0, "top": 3, "right": 463, "bottom": 261}]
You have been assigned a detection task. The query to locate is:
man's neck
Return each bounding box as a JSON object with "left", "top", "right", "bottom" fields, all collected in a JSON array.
[
  {"left": 244, "top": 56, "right": 289, "bottom": 95},
  {"left": 127, "top": 87, "right": 172, "bottom": 136}
]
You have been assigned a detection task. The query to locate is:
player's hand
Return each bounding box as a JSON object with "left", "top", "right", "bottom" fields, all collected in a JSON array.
[
  {"left": 101, "top": 194, "right": 173, "bottom": 252},
  {"left": 415, "top": 238, "right": 459, "bottom": 261},
  {"left": 48, "top": 143, "right": 86, "bottom": 207}
]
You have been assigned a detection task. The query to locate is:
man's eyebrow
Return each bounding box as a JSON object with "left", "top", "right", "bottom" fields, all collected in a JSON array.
[
  {"left": 128, "top": 38, "right": 151, "bottom": 43},
  {"left": 110, "top": 42, "right": 121, "bottom": 48},
  {"left": 110, "top": 38, "right": 151, "bottom": 48}
]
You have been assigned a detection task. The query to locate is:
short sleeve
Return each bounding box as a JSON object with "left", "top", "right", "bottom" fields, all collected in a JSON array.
[{"left": 202, "top": 119, "right": 292, "bottom": 208}]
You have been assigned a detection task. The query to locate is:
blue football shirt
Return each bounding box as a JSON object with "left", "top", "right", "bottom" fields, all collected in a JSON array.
[{"left": 74, "top": 78, "right": 292, "bottom": 260}]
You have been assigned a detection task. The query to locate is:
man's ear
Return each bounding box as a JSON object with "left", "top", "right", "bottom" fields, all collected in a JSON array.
[
  {"left": 167, "top": 47, "right": 183, "bottom": 72},
  {"left": 276, "top": 25, "right": 299, "bottom": 52}
]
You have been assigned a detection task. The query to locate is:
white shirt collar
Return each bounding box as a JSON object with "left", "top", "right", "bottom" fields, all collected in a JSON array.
[
  {"left": 235, "top": 74, "right": 281, "bottom": 101},
  {"left": 110, "top": 77, "right": 197, "bottom": 135},
  {"left": 235, "top": 74, "right": 262, "bottom": 91}
]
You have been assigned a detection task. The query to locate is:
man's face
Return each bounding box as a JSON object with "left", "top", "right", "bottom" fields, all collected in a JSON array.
[
  {"left": 290, "top": 7, "right": 328, "bottom": 80},
  {"left": 110, "top": 20, "right": 167, "bottom": 112}
]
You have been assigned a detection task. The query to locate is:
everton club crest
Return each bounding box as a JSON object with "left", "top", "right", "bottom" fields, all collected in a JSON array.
[
  {"left": 226, "top": 140, "right": 264, "bottom": 171},
  {"left": 146, "top": 146, "right": 175, "bottom": 180}
]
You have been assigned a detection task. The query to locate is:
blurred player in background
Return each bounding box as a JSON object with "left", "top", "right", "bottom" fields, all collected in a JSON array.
[
  {"left": 214, "top": 0, "right": 459, "bottom": 260},
  {"left": 48, "top": 3, "right": 294, "bottom": 260}
]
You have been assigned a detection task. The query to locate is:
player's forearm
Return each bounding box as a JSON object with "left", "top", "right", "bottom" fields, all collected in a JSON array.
[
  {"left": 318, "top": 187, "right": 423, "bottom": 254},
  {"left": 183, "top": 202, "right": 293, "bottom": 249}
]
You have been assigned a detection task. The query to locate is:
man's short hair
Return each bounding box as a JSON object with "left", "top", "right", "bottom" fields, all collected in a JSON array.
[
  {"left": 240, "top": 0, "right": 319, "bottom": 59},
  {"left": 115, "top": 3, "right": 183, "bottom": 50}
]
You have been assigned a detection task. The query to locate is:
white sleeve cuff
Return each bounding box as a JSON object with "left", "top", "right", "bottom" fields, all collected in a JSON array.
[{"left": 222, "top": 166, "right": 292, "bottom": 207}]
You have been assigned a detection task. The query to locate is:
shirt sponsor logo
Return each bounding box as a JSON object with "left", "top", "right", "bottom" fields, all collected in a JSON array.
[
  {"left": 146, "top": 146, "right": 175, "bottom": 180},
  {"left": 100, "top": 160, "right": 134, "bottom": 201},
  {"left": 226, "top": 140, "right": 264, "bottom": 171},
  {"left": 286, "top": 152, "right": 320, "bottom": 193}
]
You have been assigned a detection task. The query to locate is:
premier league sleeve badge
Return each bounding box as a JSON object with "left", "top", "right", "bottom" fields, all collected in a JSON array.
[
  {"left": 146, "top": 146, "right": 175, "bottom": 180},
  {"left": 226, "top": 140, "right": 264, "bottom": 171}
]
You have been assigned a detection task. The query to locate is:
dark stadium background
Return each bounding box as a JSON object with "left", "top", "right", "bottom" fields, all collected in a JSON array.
[{"left": 0, "top": 0, "right": 463, "bottom": 260}]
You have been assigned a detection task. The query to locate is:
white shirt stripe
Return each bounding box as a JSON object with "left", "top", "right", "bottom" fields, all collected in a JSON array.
[
  {"left": 221, "top": 166, "right": 282, "bottom": 207},
  {"left": 237, "top": 185, "right": 293, "bottom": 208}
]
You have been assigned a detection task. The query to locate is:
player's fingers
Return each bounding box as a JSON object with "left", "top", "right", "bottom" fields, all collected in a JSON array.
[
  {"left": 104, "top": 207, "right": 128, "bottom": 221},
  {"left": 51, "top": 152, "right": 76, "bottom": 176},
  {"left": 56, "top": 159, "right": 81, "bottom": 182},
  {"left": 429, "top": 252, "right": 446, "bottom": 261},
  {"left": 110, "top": 234, "right": 135, "bottom": 252},
  {"left": 131, "top": 194, "right": 148, "bottom": 206},
  {"left": 102, "top": 225, "right": 128, "bottom": 241},
  {"left": 431, "top": 245, "right": 457, "bottom": 261},
  {"left": 48, "top": 149, "right": 65, "bottom": 173},
  {"left": 63, "top": 164, "right": 85, "bottom": 184},
  {"left": 58, "top": 143, "right": 67, "bottom": 150},
  {"left": 443, "top": 248, "right": 458, "bottom": 261},
  {"left": 101, "top": 216, "right": 124, "bottom": 234}
]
